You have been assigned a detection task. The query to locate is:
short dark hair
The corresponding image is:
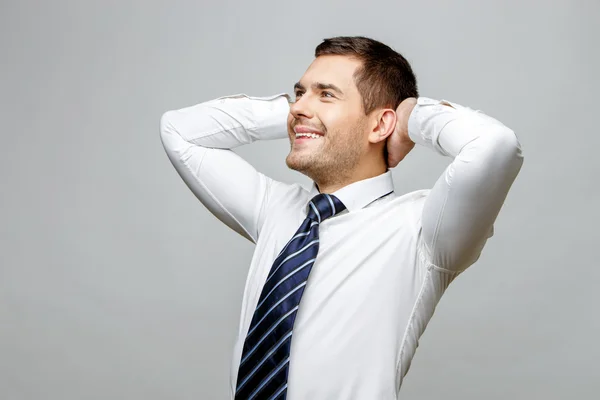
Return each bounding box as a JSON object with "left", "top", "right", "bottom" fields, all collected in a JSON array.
[{"left": 315, "top": 36, "right": 418, "bottom": 115}]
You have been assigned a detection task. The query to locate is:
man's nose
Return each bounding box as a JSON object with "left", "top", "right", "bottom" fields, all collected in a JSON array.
[{"left": 289, "top": 95, "right": 314, "bottom": 120}]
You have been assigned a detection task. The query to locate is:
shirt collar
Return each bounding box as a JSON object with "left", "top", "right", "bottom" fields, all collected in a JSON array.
[{"left": 307, "top": 170, "right": 395, "bottom": 212}]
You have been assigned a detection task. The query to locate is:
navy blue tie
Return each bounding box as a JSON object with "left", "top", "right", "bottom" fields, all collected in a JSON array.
[{"left": 234, "top": 193, "right": 346, "bottom": 400}]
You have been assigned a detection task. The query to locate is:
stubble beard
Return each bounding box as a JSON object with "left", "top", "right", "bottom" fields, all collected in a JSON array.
[{"left": 286, "top": 129, "right": 364, "bottom": 189}]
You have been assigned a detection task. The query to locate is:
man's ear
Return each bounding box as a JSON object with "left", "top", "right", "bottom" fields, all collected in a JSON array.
[{"left": 368, "top": 109, "right": 397, "bottom": 144}]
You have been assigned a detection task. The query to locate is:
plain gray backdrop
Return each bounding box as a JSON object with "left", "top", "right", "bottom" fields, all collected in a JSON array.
[{"left": 1, "top": 0, "right": 598, "bottom": 399}]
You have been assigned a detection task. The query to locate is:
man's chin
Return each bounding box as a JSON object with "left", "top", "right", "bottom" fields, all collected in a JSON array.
[{"left": 285, "top": 154, "right": 311, "bottom": 173}]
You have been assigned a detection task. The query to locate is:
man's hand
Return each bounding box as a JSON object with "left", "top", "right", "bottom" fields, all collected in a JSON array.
[{"left": 387, "top": 97, "right": 417, "bottom": 168}]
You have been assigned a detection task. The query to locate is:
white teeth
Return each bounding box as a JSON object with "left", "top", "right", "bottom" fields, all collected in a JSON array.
[{"left": 295, "top": 133, "right": 322, "bottom": 139}]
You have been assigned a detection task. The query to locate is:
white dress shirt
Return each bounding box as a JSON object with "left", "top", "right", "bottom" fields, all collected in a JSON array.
[{"left": 159, "top": 93, "right": 524, "bottom": 399}]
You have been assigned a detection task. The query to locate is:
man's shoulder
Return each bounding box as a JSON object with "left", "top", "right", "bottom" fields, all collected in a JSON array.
[
  {"left": 386, "top": 189, "right": 431, "bottom": 231},
  {"left": 391, "top": 188, "right": 431, "bottom": 207},
  {"left": 267, "top": 180, "right": 312, "bottom": 209}
]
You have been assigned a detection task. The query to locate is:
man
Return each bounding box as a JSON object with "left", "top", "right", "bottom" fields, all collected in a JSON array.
[{"left": 159, "top": 36, "right": 523, "bottom": 399}]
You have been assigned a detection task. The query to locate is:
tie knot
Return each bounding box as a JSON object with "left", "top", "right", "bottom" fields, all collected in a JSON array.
[{"left": 306, "top": 194, "right": 346, "bottom": 223}]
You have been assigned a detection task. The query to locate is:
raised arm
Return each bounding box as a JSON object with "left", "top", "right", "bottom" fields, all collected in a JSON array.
[
  {"left": 159, "top": 93, "right": 290, "bottom": 243},
  {"left": 404, "top": 97, "right": 524, "bottom": 271}
]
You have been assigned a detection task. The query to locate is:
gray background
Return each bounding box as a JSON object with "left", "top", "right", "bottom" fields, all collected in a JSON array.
[{"left": 1, "top": 0, "right": 598, "bottom": 399}]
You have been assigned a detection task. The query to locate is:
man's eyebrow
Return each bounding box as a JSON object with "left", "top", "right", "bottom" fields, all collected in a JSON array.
[
  {"left": 313, "top": 82, "right": 344, "bottom": 95},
  {"left": 293, "top": 81, "right": 344, "bottom": 96}
]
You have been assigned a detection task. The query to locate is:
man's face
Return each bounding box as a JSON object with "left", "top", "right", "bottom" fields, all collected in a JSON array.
[{"left": 286, "top": 55, "right": 369, "bottom": 183}]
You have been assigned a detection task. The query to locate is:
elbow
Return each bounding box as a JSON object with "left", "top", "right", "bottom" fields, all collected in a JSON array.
[
  {"left": 487, "top": 125, "right": 524, "bottom": 169},
  {"left": 159, "top": 110, "right": 180, "bottom": 151},
  {"left": 159, "top": 111, "right": 175, "bottom": 139},
  {"left": 159, "top": 110, "right": 184, "bottom": 158}
]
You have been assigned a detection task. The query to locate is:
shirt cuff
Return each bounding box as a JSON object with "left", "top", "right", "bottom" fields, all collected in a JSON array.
[
  {"left": 407, "top": 97, "right": 457, "bottom": 157},
  {"left": 215, "top": 92, "right": 291, "bottom": 141}
]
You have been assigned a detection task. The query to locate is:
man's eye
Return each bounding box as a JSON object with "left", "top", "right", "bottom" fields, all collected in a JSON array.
[
  {"left": 322, "top": 91, "right": 334, "bottom": 98},
  {"left": 295, "top": 91, "right": 304, "bottom": 98}
]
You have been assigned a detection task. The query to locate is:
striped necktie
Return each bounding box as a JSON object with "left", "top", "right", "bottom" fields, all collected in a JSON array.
[{"left": 234, "top": 193, "right": 346, "bottom": 400}]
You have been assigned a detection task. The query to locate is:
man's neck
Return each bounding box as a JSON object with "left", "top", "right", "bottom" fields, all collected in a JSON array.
[{"left": 316, "top": 163, "right": 388, "bottom": 194}]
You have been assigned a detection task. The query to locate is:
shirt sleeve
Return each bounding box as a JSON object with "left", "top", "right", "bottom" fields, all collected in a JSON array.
[
  {"left": 409, "top": 97, "right": 524, "bottom": 272},
  {"left": 159, "top": 93, "right": 291, "bottom": 243}
]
